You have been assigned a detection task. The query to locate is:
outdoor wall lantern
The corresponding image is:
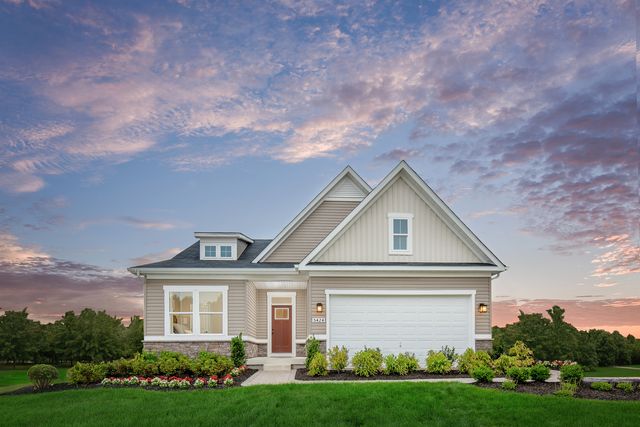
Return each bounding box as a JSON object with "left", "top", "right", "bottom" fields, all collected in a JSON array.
[
  {"left": 478, "top": 303, "right": 488, "bottom": 313},
  {"left": 316, "top": 303, "right": 324, "bottom": 314}
]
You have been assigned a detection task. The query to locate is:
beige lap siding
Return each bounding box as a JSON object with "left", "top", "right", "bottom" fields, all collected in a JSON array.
[
  {"left": 144, "top": 279, "right": 247, "bottom": 336},
  {"left": 308, "top": 276, "right": 491, "bottom": 336},
  {"left": 245, "top": 282, "right": 257, "bottom": 338},
  {"left": 254, "top": 288, "right": 307, "bottom": 341}
]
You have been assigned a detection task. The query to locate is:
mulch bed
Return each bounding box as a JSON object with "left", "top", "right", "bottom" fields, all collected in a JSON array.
[
  {"left": 475, "top": 381, "right": 640, "bottom": 401},
  {"left": 296, "top": 369, "right": 470, "bottom": 381},
  {"left": 1, "top": 369, "right": 258, "bottom": 396}
]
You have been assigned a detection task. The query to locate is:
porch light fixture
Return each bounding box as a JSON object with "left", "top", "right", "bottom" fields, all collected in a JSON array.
[
  {"left": 478, "top": 303, "right": 488, "bottom": 313},
  {"left": 316, "top": 303, "right": 324, "bottom": 314}
]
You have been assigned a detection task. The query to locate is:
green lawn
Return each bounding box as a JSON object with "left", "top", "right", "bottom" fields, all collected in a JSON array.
[
  {"left": 586, "top": 365, "right": 640, "bottom": 377},
  {"left": 0, "top": 383, "right": 638, "bottom": 427},
  {"left": 0, "top": 367, "right": 68, "bottom": 394}
]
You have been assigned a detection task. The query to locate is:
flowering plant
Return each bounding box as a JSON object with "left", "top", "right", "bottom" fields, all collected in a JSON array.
[
  {"left": 223, "top": 374, "right": 234, "bottom": 386},
  {"left": 207, "top": 375, "right": 219, "bottom": 387},
  {"left": 541, "top": 360, "right": 577, "bottom": 369},
  {"left": 193, "top": 377, "right": 206, "bottom": 388}
]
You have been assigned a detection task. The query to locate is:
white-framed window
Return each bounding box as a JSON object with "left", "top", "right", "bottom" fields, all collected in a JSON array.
[
  {"left": 388, "top": 213, "right": 413, "bottom": 255},
  {"left": 204, "top": 245, "right": 216, "bottom": 258},
  {"left": 220, "top": 245, "right": 232, "bottom": 258},
  {"left": 164, "top": 286, "right": 228, "bottom": 336}
]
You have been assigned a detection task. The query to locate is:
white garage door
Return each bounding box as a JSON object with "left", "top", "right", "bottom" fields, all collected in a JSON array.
[{"left": 328, "top": 293, "right": 474, "bottom": 362}]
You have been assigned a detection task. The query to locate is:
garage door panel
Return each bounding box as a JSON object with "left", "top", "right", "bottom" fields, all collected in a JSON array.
[{"left": 328, "top": 294, "right": 472, "bottom": 363}]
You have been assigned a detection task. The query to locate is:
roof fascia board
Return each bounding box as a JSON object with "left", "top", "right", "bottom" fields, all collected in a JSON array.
[
  {"left": 299, "top": 264, "right": 502, "bottom": 272},
  {"left": 193, "top": 232, "right": 254, "bottom": 243},
  {"left": 252, "top": 166, "right": 371, "bottom": 263},
  {"left": 299, "top": 161, "right": 506, "bottom": 269}
]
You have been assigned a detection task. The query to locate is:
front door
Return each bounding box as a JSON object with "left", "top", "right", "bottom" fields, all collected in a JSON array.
[{"left": 271, "top": 305, "right": 292, "bottom": 354}]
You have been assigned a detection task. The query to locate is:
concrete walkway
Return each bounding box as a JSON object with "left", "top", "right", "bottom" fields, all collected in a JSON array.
[{"left": 242, "top": 369, "right": 297, "bottom": 386}]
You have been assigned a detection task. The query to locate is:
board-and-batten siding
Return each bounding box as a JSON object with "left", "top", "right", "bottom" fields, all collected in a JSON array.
[
  {"left": 144, "top": 279, "right": 247, "bottom": 336},
  {"left": 255, "top": 289, "right": 307, "bottom": 340},
  {"left": 264, "top": 200, "right": 359, "bottom": 263},
  {"left": 308, "top": 276, "right": 491, "bottom": 336},
  {"left": 316, "top": 176, "right": 486, "bottom": 263}
]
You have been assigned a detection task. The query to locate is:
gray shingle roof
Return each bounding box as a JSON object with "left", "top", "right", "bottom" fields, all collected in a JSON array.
[{"left": 129, "top": 239, "right": 295, "bottom": 269}]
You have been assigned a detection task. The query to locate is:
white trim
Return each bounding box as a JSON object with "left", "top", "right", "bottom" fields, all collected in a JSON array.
[
  {"left": 299, "top": 161, "right": 506, "bottom": 270},
  {"left": 300, "top": 265, "right": 501, "bottom": 272},
  {"left": 252, "top": 166, "right": 371, "bottom": 263},
  {"left": 308, "top": 334, "right": 327, "bottom": 341},
  {"left": 324, "top": 289, "right": 476, "bottom": 296},
  {"left": 475, "top": 334, "right": 492, "bottom": 340},
  {"left": 324, "top": 289, "right": 477, "bottom": 353},
  {"left": 129, "top": 267, "right": 298, "bottom": 276},
  {"left": 163, "top": 285, "right": 228, "bottom": 338},
  {"left": 267, "top": 291, "right": 297, "bottom": 357},
  {"left": 388, "top": 213, "right": 414, "bottom": 255},
  {"left": 199, "top": 240, "right": 237, "bottom": 260},
  {"left": 194, "top": 232, "right": 254, "bottom": 243},
  {"left": 253, "top": 281, "right": 307, "bottom": 290}
]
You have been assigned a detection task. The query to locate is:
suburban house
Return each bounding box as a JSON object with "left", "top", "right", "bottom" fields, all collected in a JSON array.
[{"left": 128, "top": 161, "right": 506, "bottom": 361}]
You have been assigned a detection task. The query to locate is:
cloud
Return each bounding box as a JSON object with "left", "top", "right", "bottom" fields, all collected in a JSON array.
[
  {"left": 493, "top": 298, "right": 640, "bottom": 337},
  {"left": 77, "top": 216, "right": 183, "bottom": 231},
  {"left": 130, "top": 247, "right": 181, "bottom": 266}
]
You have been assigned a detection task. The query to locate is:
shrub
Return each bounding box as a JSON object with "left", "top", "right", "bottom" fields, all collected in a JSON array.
[
  {"left": 501, "top": 380, "right": 517, "bottom": 391},
  {"left": 507, "top": 341, "right": 535, "bottom": 367},
  {"left": 554, "top": 382, "right": 577, "bottom": 397},
  {"left": 616, "top": 382, "right": 634, "bottom": 393},
  {"left": 130, "top": 352, "right": 159, "bottom": 377},
  {"left": 27, "top": 364, "right": 58, "bottom": 390},
  {"left": 158, "top": 351, "right": 192, "bottom": 376},
  {"left": 426, "top": 351, "right": 452, "bottom": 374},
  {"left": 327, "top": 346, "right": 348, "bottom": 372},
  {"left": 305, "top": 336, "right": 320, "bottom": 369},
  {"left": 230, "top": 334, "right": 247, "bottom": 367},
  {"left": 441, "top": 346, "right": 457, "bottom": 363},
  {"left": 590, "top": 382, "right": 612, "bottom": 391},
  {"left": 68, "top": 362, "right": 107, "bottom": 384},
  {"left": 352, "top": 348, "right": 383, "bottom": 377},
  {"left": 506, "top": 366, "right": 530, "bottom": 383},
  {"left": 105, "top": 358, "right": 133, "bottom": 377},
  {"left": 193, "top": 352, "right": 234, "bottom": 377},
  {"left": 457, "top": 349, "right": 491, "bottom": 374},
  {"left": 493, "top": 354, "right": 517, "bottom": 376},
  {"left": 471, "top": 365, "right": 494, "bottom": 383},
  {"left": 308, "top": 352, "right": 328, "bottom": 376},
  {"left": 559, "top": 364, "right": 584, "bottom": 384},
  {"left": 530, "top": 364, "right": 551, "bottom": 382},
  {"left": 398, "top": 353, "right": 420, "bottom": 373},
  {"left": 383, "top": 354, "right": 397, "bottom": 375}
]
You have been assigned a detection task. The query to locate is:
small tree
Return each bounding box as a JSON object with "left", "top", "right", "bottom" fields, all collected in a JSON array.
[
  {"left": 305, "top": 336, "right": 320, "bottom": 369},
  {"left": 28, "top": 364, "right": 58, "bottom": 390},
  {"left": 230, "top": 333, "right": 247, "bottom": 367}
]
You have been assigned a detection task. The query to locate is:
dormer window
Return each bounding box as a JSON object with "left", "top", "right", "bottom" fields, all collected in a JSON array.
[
  {"left": 204, "top": 245, "right": 217, "bottom": 258},
  {"left": 388, "top": 213, "right": 413, "bottom": 255},
  {"left": 220, "top": 245, "right": 232, "bottom": 258}
]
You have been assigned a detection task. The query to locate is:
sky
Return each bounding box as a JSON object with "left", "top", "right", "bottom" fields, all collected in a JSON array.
[{"left": 0, "top": 0, "right": 638, "bottom": 335}]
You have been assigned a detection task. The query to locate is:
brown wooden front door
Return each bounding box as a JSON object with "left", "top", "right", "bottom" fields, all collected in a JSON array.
[{"left": 271, "top": 305, "right": 292, "bottom": 354}]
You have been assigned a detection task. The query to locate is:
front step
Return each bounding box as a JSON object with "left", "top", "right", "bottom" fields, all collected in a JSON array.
[{"left": 262, "top": 363, "right": 293, "bottom": 372}]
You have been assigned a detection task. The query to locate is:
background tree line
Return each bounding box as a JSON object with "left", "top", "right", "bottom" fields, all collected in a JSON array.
[
  {"left": 493, "top": 306, "right": 640, "bottom": 369},
  {"left": 0, "top": 308, "right": 143, "bottom": 365}
]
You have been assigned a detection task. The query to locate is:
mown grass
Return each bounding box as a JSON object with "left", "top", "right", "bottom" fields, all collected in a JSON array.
[
  {"left": 586, "top": 365, "right": 640, "bottom": 377},
  {"left": 0, "top": 382, "right": 638, "bottom": 427}
]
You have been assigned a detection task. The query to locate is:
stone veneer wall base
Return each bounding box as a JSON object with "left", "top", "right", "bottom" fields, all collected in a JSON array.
[
  {"left": 475, "top": 339, "right": 493, "bottom": 351},
  {"left": 143, "top": 341, "right": 268, "bottom": 358}
]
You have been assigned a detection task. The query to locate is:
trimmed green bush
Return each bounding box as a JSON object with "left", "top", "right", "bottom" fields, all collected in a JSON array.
[
  {"left": 493, "top": 354, "right": 517, "bottom": 376},
  {"left": 559, "top": 364, "right": 584, "bottom": 384},
  {"left": 590, "top": 382, "right": 612, "bottom": 391},
  {"left": 471, "top": 365, "right": 494, "bottom": 383},
  {"left": 506, "top": 366, "right": 530, "bottom": 383},
  {"left": 398, "top": 353, "right": 420, "bottom": 373},
  {"left": 230, "top": 333, "right": 247, "bottom": 367},
  {"left": 426, "top": 351, "right": 452, "bottom": 374},
  {"left": 554, "top": 382, "right": 577, "bottom": 397},
  {"left": 529, "top": 364, "right": 551, "bottom": 382},
  {"left": 105, "top": 358, "right": 133, "bottom": 377},
  {"left": 352, "top": 348, "right": 383, "bottom": 377},
  {"left": 308, "top": 352, "right": 328, "bottom": 376},
  {"left": 130, "top": 352, "right": 159, "bottom": 376},
  {"left": 68, "top": 362, "right": 107, "bottom": 384},
  {"left": 327, "top": 346, "right": 348, "bottom": 372},
  {"left": 616, "top": 382, "right": 634, "bottom": 393},
  {"left": 457, "top": 349, "right": 492, "bottom": 374},
  {"left": 193, "top": 352, "right": 233, "bottom": 377},
  {"left": 501, "top": 380, "right": 517, "bottom": 391},
  {"left": 27, "top": 364, "right": 58, "bottom": 390},
  {"left": 383, "top": 354, "right": 397, "bottom": 375},
  {"left": 507, "top": 341, "right": 534, "bottom": 367},
  {"left": 305, "top": 336, "right": 320, "bottom": 369},
  {"left": 158, "top": 351, "right": 192, "bottom": 376}
]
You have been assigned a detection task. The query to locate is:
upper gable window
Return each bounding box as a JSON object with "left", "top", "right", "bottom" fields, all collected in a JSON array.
[
  {"left": 388, "top": 213, "right": 413, "bottom": 255},
  {"left": 204, "top": 245, "right": 216, "bottom": 258}
]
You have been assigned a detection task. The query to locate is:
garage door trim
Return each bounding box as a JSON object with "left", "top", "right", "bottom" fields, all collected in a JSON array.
[{"left": 324, "top": 289, "right": 476, "bottom": 352}]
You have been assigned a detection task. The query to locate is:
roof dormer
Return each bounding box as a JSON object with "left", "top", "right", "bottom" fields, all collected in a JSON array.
[{"left": 194, "top": 232, "right": 254, "bottom": 261}]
